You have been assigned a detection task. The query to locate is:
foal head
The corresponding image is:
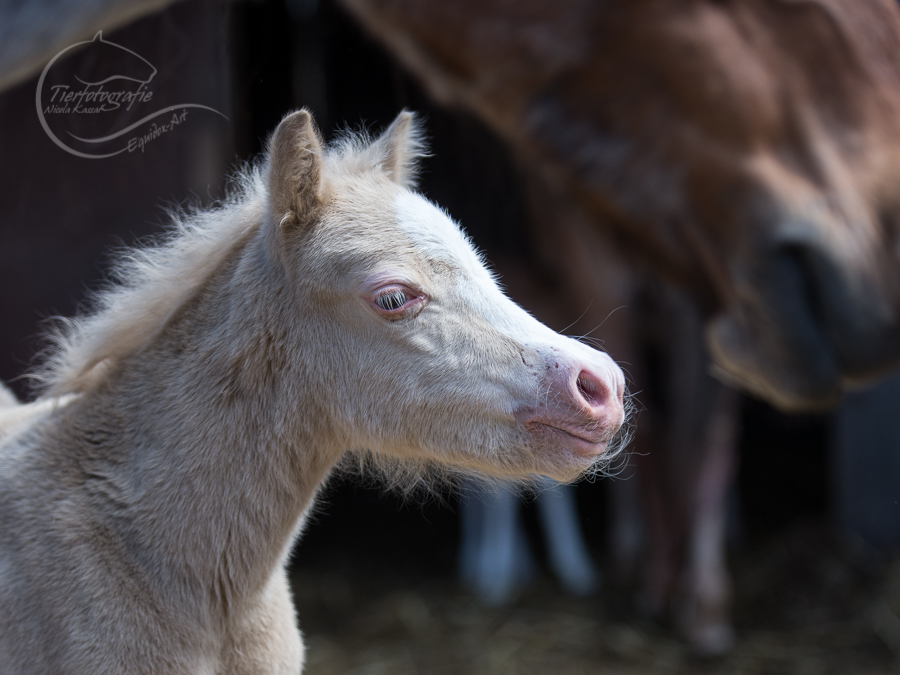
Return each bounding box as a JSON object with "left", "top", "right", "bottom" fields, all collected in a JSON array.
[{"left": 266, "top": 110, "right": 626, "bottom": 483}]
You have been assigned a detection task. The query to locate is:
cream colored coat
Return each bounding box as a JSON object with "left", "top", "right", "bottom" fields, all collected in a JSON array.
[{"left": 0, "top": 110, "right": 625, "bottom": 674}]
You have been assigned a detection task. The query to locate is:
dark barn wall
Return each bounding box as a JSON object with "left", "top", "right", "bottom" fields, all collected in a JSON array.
[{"left": 0, "top": 0, "right": 234, "bottom": 400}]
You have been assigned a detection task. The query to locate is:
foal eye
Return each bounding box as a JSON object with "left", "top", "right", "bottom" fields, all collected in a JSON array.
[{"left": 375, "top": 289, "right": 409, "bottom": 312}]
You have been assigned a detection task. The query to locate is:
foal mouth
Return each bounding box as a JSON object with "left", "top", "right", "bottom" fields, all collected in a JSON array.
[{"left": 526, "top": 421, "right": 611, "bottom": 457}]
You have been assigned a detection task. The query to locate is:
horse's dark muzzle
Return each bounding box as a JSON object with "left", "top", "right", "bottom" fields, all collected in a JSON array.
[{"left": 707, "top": 240, "right": 900, "bottom": 412}]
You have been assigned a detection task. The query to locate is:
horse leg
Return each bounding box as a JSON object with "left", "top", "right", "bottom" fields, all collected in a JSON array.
[
  {"left": 674, "top": 384, "right": 738, "bottom": 655},
  {"left": 536, "top": 477, "right": 599, "bottom": 596},
  {"left": 634, "top": 447, "right": 684, "bottom": 620},
  {"left": 607, "top": 462, "right": 643, "bottom": 586},
  {"left": 458, "top": 481, "right": 535, "bottom": 605},
  {"left": 632, "top": 283, "right": 739, "bottom": 655}
]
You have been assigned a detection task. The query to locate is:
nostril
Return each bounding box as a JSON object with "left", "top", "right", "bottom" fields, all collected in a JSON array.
[
  {"left": 576, "top": 370, "right": 607, "bottom": 409},
  {"left": 777, "top": 242, "right": 828, "bottom": 328}
]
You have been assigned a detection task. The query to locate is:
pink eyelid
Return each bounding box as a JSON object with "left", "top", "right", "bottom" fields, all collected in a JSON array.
[{"left": 363, "top": 280, "right": 427, "bottom": 314}]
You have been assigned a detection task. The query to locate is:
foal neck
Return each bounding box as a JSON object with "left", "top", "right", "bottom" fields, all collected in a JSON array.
[{"left": 72, "top": 233, "right": 340, "bottom": 611}]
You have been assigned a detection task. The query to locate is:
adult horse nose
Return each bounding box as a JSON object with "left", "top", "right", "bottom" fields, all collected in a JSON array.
[
  {"left": 709, "top": 230, "right": 900, "bottom": 411},
  {"left": 774, "top": 239, "right": 900, "bottom": 377}
]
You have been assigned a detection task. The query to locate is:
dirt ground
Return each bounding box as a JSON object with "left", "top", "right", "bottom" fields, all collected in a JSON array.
[{"left": 290, "top": 522, "right": 900, "bottom": 675}]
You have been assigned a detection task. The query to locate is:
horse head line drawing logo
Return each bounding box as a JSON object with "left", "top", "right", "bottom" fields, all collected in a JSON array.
[{"left": 36, "top": 31, "right": 228, "bottom": 159}]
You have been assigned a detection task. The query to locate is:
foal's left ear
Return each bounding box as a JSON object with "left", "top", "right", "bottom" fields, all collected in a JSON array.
[
  {"left": 268, "top": 109, "right": 324, "bottom": 229},
  {"left": 369, "top": 110, "right": 426, "bottom": 188}
]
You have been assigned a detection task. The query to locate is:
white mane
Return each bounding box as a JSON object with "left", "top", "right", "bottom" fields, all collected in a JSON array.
[
  {"left": 34, "top": 167, "right": 266, "bottom": 396},
  {"left": 35, "top": 126, "right": 425, "bottom": 397}
]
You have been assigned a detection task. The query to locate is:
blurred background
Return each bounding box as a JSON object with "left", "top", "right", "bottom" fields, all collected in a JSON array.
[{"left": 2, "top": 0, "right": 900, "bottom": 672}]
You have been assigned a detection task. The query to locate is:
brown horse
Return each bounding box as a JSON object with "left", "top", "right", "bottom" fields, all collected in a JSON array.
[{"left": 339, "top": 0, "right": 900, "bottom": 412}]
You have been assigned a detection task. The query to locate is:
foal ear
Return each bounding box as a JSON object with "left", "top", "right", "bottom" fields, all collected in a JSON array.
[
  {"left": 268, "top": 109, "right": 323, "bottom": 228},
  {"left": 370, "top": 110, "right": 426, "bottom": 188}
]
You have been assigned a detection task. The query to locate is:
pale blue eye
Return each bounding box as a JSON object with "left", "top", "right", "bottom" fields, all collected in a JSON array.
[{"left": 375, "top": 290, "right": 408, "bottom": 311}]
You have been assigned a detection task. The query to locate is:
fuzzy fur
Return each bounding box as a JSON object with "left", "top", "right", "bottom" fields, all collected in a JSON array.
[
  {"left": 0, "top": 381, "right": 17, "bottom": 409},
  {"left": 0, "top": 110, "right": 626, "bottom": 674}
]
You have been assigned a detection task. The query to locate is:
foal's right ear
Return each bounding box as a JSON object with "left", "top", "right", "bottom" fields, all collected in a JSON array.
[{"left": 267, "top": 109, "right": 323, "bottom": 229}]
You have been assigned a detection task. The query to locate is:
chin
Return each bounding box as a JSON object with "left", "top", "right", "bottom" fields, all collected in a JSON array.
[{"left": 531, "top": 439, "right": 608, "bottom": 483}]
